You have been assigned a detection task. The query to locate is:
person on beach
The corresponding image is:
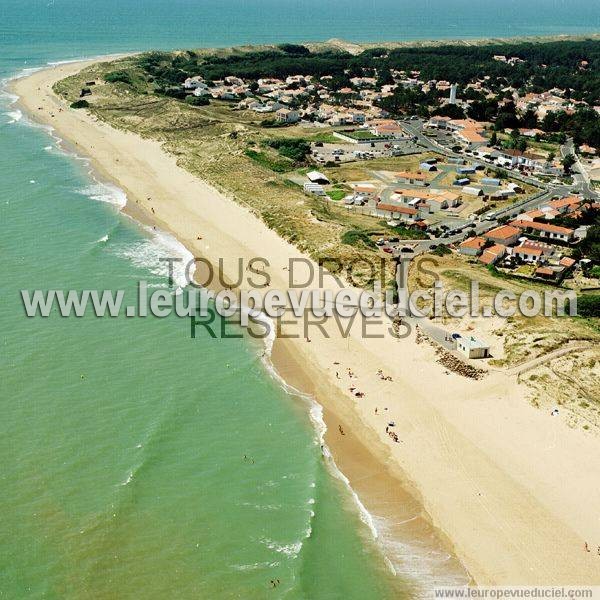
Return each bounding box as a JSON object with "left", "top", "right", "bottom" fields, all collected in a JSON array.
[{"left": 338, "top": 425, "right": 345, "bottom": 436}]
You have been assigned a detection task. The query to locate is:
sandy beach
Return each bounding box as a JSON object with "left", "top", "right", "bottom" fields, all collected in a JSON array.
[{"left": 12, "top": 59, "right": 600, "bottom": 586}]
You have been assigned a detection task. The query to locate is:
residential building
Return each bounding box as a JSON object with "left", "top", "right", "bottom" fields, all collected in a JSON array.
[
  {"left": 396, "top": 171, "right": 428, "bottom": 186},
  {"left": 512, "top": 245, "right": 543, "bottom": 262},
  {"left": 518, "top": 239, "right": 554, "bottom": 256},
  {"left": 496, "top": 149, "right": 545, "bottom": 170},
  {"left": 375, "top": 203, "right": 419, "bottom": 222},
  {"left": 479, "top": 244, "right": 507, "bottom": 265},
  {"left": 510, "top": 220, "right": 575, "bottom": 243},
  {"left": 545, "top": 196, "right": 581, "bottom": 214},
  {"left": 559, "top": 256, "right": 576, "bottom": 268},
  {"left": 484, "top": 225, "right": 521, "bottom": 246},
  {"left": 276, "top": 108, "right": 300, "bottom": 124},
  {"left": 458, "top": 237, "right": 486, "bottom": 257}
]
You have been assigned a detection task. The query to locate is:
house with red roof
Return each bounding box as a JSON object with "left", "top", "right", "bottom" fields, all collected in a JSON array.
[
  {"left": 458, "top": 236, "right": 487, "bottom": 257},
  {"left": 559, "top": 256, "right": 576, "bottom": 268},
  {"left": 510, "top": 220, "right": 575, "bottom": 243},
  {"left": 545, "top": 196, "right": 582, "bottom": 214},
  {"left": 512, "top": 245, "right": 543, "bottom": 263},
  {"left": 483, "top": 225, "right": 521, "bottom": 246},
  {"left": 375, "top": 203, "right": 419, "bottom": 222},
  {"left": 396, "top": 171, "right": 428, "bottom": 186},
  {"left": 479, "top": 244, "right": 506, "bottom": 265}
]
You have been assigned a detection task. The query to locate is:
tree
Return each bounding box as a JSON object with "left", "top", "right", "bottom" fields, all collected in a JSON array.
[
  {"left": 433, "top": 103, "right": 465, "bottom": 119},
  {"left": 562, "top": 153, "right": 576, "bottom": 174},
  {"left": 490, "top": 131, "right": 498, "bottom": 146},
  {"left": 520, "top": 108, "right": 539, "bottom": 129},
  {"left": 515, "top": 137, "right": 528, "bottom": 152}
]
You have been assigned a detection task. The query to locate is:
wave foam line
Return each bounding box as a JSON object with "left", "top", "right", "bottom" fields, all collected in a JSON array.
[
  {"left": 258, "top": 354, "right": 389, "bottom": 572},
  {"left": 77, "top": 183, "right": 127, "bottom": 209},
  {"left": 4, "top": 109, "right": 22, "bottom": 123}
]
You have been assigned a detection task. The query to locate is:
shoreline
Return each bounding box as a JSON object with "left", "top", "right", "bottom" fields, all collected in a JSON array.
[
  {"left": 9, "top": 57, "right": 600, "bottom": 587},
  {"left": 5, "top": 58, "right": 468, "bottom": 587},
  {"left": 5, "top": 58, "right": 469, "bottom": 587}
]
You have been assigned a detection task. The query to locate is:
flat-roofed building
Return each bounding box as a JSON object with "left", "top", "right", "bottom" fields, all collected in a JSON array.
[{"left": 456, "top": 335, "right": 490, "bottom": 359}]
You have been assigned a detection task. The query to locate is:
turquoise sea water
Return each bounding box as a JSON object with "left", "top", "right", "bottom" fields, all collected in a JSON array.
[{"left": 1, "top": 1, "right": 599, "bottom": 598}]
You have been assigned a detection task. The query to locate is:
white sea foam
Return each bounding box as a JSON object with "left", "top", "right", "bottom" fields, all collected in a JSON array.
[
  {"left": 121, "top": 472, "right": 133, "bottom": 486},
  {"left": 112, "top": 226, "right": 195, "bottom": 291},
  {"left": 11, "top": 66, "right": 45, "bottom": 80},
  {"left": 262, "top": 363, "right": 397, "bottom": 574},
  {"left": 239, "top": 501, "right": 282, "bottom": 511},
  {"left": 372, "top": 515, "right": 471, "bottom": 593},
  {"left": 0, "top": 88, "right": 19, "bottom": 105},
  {"left": 261, "top": 537, "right": 303, "bottom": 559},
  {"left": 4, "top": 109, "right": 22, "bottom": 123},
  {"left": 77, "top": 183, "right": 127, "bottom": 209},
  {"left": 231, "top": 561, "right": 280, "bottom": 572}
]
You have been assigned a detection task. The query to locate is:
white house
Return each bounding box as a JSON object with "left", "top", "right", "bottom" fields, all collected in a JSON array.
[
  {"left": 512, "top": 245, "right": 543, "bottom": 263},
  {"left": 184, "top": 76, "right": 207, "bottom": 90},
  {"left": 276, "top": 108, "right": 300, "bottom": 124},
  {"left": 193, "top": 86, "right": 210, "bottom": 97}
]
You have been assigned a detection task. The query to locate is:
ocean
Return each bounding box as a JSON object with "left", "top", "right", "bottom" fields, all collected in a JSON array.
[{"left": 0, "top": 1, "right": 598, "bottom": 598}]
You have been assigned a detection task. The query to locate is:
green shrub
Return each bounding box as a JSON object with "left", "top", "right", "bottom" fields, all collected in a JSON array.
[
  {"left": 70, "top": 99, "right": 89, "bottom": 109},
  {"left": 432, "top": 245, "right": 451, "bottom": 256},
  {"left": 341, "top": 230, "right": 377, "bottom": 250},
  {"left": 104, "top": 70, "right": 134, "bottom": 85},
  {"left": 278, "top": 44, "right": 310, "bottom": 55},
  {"left": 185, "top": 95, "right": 209, "bottom": 106},
  {"left": 266, "top": 138, "right": 310, "bottom": 163},
  {"left": 573, "top": 294, "right": 600, "bottom": 318},
  {"left": 261, "top": 118, "right": 286, "bottom": 128}
]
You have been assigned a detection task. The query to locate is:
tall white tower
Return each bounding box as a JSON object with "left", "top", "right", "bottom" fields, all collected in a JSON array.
[{"left": 449, "top": 83, "right": 458, "bottom": 105}]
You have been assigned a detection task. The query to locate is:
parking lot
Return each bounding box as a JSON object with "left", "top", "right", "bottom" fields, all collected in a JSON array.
[{"left": 311, "top": 138, "right": 422, "bottom": 164}]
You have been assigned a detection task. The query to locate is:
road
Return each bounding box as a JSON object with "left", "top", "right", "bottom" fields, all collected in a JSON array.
[
  {"left": 560, "top": 137, "right": 598, "bottom": 199},
  {"left": 380, "top": 121, "right": 597, "bottom": 252}
]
